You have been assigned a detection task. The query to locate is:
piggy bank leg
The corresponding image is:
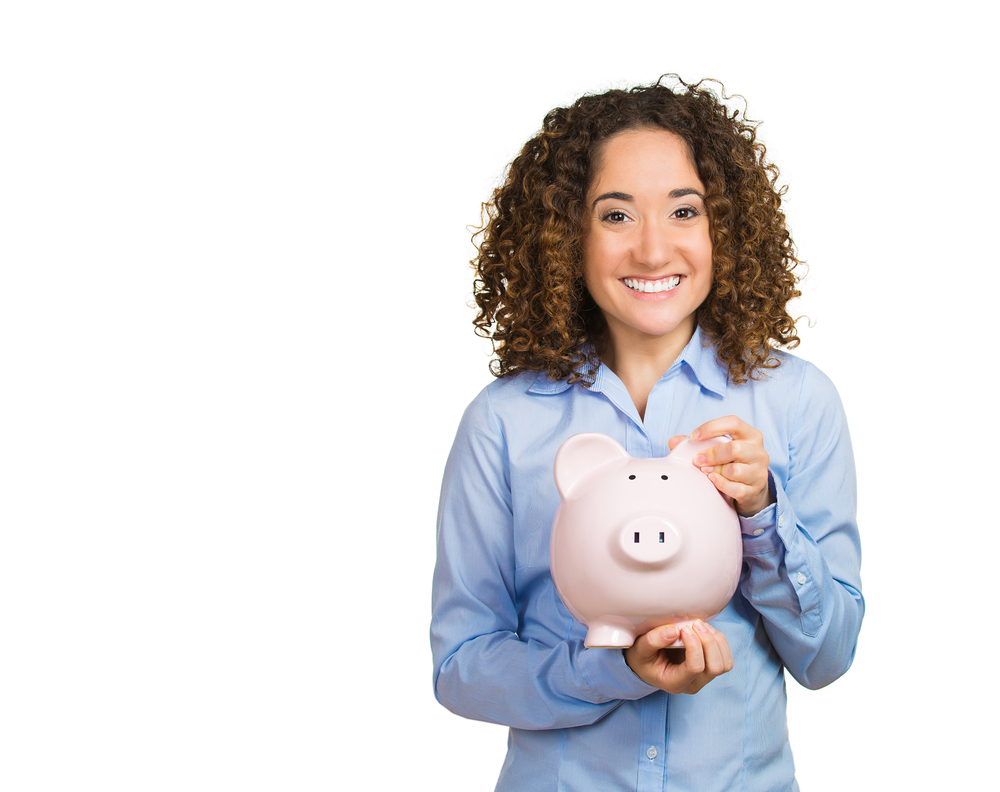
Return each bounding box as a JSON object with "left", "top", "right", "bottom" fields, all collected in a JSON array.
[{"left": 584, "top": 620, "right": 637, "bottom": 649}]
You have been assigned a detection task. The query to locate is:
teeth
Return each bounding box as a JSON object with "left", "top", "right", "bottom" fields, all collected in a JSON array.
[{"left": 624, "top": 276, "right": 681, "bottom": 293}]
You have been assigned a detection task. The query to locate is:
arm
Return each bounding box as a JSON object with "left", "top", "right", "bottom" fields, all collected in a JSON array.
[
  {"left": 674, "top": 365, "right": 864, "bottom": 690},
  {"left": 430, "top": 388, "right": 657, "bottom": 730}
]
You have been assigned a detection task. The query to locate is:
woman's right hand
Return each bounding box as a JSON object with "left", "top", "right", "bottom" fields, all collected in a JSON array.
[{"left": 623, "top": 620, "right": 733, "bottom": 694}]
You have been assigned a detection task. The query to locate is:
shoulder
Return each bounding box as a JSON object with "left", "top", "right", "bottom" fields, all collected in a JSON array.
[
  {"left": 772, "top": 350, "right": 843, "bottom": 412},
  {"left": 469, "top": 371, "right": 551, "bottom": 411},
  {"left": 722, "top": 348, "right": 849, "bottom": 448},
  {"left": 735, "top": 348, "right": 843, "bottom": 408},
  {"left": 457, "top": 371, "right": 559, "bottom": 436},
  {"left": 755, "top": 350, "right": 851, "bottom": 454}
]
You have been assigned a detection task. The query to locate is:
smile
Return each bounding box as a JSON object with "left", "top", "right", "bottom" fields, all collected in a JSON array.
[{"left": 623, "top": 276, "right": 681, "bottom": 294}]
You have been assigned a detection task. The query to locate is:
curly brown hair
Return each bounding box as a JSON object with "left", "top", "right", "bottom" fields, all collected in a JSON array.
[{"left": 472, "top": 76, "right": 802, "bottom": 385}]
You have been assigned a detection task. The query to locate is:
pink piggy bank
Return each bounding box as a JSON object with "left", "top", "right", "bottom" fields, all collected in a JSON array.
[{"left": 550, "top": 433, "right": 742, "bottom": 648}]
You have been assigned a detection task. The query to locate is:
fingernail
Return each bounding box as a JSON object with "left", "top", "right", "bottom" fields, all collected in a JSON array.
[
  {"left": 691, "top": 429, "right": 701, "bottom": 440},
  {"left": 705, "top": 622, "right": 717, "bottom": 634},
  {"left": 694, "top": 454, "right": 706, "bottom": 466},
  {"left": 700, "top": 466, "right": 713, "bottom": 474},
  {"left": 694, "top": 620, "right": 710, "bottom": 634},
  {"left": 661, "top": 626, "right": 679, "bottom": 641}
]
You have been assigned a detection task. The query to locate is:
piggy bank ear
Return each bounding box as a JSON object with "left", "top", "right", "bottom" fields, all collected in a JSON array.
[
  {"left": 668, "top": 435, "right": 727, "bottom": 464},
  {"left": 554, "top": 433, "right": 629, "bottom": 499}
]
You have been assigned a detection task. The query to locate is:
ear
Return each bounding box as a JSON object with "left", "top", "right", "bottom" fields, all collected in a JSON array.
[
  {"left": 554, "top": 433, "right": 629, "bottom": 499},
  {"left": 668, "top": 435, "right": 727, "bottom": 464}
]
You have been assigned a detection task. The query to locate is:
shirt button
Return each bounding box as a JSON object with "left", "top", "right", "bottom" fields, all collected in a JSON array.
[
  {"left": 778, "top": 515, "right": 786, "bottom": 527},
  {"left": 797, "top": 573, "right": 807, "bottom": 584},
  {"left": 646, "top": 746, "right": 658, "bottom": 760},
  {"left": 752, "top": 528, "right": 765, "bottom": 537}
]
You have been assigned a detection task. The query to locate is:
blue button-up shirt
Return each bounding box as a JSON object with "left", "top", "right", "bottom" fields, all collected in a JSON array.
[{"left": 431, "top": 329, "right": 863, "bottom": 791}]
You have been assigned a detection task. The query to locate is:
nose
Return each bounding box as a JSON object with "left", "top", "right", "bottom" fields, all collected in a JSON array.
[
  {"left": 616, "top": 515, "right": 683, "bottom": 568},
  {"left": 636, "top": 218, "right": 674, "bottom": 268}
]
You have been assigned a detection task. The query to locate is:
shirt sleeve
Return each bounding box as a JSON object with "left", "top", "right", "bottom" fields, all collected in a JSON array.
[
  {"left": 737, "top": 363, "right": 864, "bottom": 690},
  {"left": 430, "top": 387, "right": 657, "bottom": 730}
]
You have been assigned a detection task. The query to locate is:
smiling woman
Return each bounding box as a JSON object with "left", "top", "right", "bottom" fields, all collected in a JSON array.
[
  {"left": 432, "top": 77, "right": 863, "bottom": 792},
  {"left": 470, "top": 78, "right": 801, "bottom": 390},
  {"left": 582, "top": 129, "right": 714, "bottom": 407}
]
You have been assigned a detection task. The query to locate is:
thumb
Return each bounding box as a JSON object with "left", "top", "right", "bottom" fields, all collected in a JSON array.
[
  {"left": 643, "top": 625, "right": 680, "bottom": 649},
  {"left": 667, "top": 435, "right": 687, "bottom": 451}
]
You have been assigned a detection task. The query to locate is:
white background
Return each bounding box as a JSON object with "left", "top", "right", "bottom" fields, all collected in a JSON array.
[{"left": 2, "top": 1, "right": 996, "bottom": 789}]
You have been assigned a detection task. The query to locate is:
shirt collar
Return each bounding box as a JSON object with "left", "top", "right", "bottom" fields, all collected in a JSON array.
[
  {"left": 678, "top": 326, "right": 729, "bottom": 397},
  {"left": 526, "top": 349, "right": 600, "bottom": 395},
  {"left": 526, "top": 326, "right": 729, "bottom": 397},
  {"left": 526, "top": 368, "right": 582, "bottom": 395}
]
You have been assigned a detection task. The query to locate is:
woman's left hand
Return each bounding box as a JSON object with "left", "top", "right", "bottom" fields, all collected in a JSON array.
[{"left": 669, "top": 416, "right": 775, "bottom": 517}]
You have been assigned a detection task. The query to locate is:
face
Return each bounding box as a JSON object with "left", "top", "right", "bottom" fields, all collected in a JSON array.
[{"left": 583, "top": 128, "right": 713, "bottom": 356}]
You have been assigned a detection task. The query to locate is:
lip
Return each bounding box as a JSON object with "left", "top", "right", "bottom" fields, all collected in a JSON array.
[{"left": 620, "top": 275, "right": 683, "bottom": 301}]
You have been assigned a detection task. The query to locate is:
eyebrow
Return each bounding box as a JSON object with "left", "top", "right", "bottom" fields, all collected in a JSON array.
[{"left": 591, "top": 188, "right": 704, "bottom": 208}]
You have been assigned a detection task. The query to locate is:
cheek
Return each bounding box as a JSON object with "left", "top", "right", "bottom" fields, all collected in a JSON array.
[
  {"left": 582, "top": 240, "right": 608, "bottom": 285},
  {"left": 583, "top": 233, "right": 623, "bottom": 276},
  {"left": 683, "top": 237, "right": 714, "bottom": 278}
]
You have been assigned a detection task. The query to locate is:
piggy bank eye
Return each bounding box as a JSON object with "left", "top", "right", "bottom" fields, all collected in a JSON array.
[
  {"left": 628, "top": 475, "right": 636, "bottom": 480},
  {"left": 661, "top": 475, "right": 668, "bottom": 480}
]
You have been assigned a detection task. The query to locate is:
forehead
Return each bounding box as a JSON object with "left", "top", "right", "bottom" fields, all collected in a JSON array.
[{"left": 588, "top": 128, "right": 702, "bottom": 195}]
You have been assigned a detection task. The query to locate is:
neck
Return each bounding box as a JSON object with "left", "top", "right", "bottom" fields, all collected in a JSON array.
[{"left": 601, "top": 319, "right": 696, "bottom": 421}]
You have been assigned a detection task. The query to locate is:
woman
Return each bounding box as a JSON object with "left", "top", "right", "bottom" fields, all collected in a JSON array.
[{"left": 430, "top": 78, "right": 863, "bottom": 791}]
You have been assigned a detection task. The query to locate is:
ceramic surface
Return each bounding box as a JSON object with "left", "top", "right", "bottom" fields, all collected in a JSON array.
[{"left": 550, "top": 433, "right": 742, "bottom": 648}]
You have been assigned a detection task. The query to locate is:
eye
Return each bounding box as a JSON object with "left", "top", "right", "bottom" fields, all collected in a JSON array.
[
  {"left": 601, "top": 209, "right": 629, "bottom": 225},
  {"left": 672, "top": 206, "right": 700, "bottom": 220}
]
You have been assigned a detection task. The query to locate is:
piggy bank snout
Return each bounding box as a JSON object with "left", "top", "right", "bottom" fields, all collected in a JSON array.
[{"left": 614, "top": 514, "right": 683, "bottom": 569}]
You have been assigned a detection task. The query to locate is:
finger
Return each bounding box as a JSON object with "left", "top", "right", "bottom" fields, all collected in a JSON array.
[
  {"left": 691, "top": 415, "right": 758, "bottom": 442},
  {"left": 695, "top": 439, "right": 765, "bottom": 469},
  {"left": 644, "top": 625, "right": 680, "bottom": 650},
  {"left": 667, "top": 435, "right": 687, "bottom": 451},
  {"left": 694, "top": 620, "right": 726, "bottom": 675},
  {"left": 693, "top": 439, "right": 734, "bottom": 468},
  {"left": 692, "top": 440, "right": 726, "bottom": 468},
  {"left": 689, "top": 416, "right": 741, "bottom": 442},
  {"left": 626, "top": 632, "right": 659, "bottom": 665},
  {"left": 706, "top": 470, "right": 772, "bottom": 516},
  {"left": 679, "top": 626, "right": 705, "bottom": 675},
  {"left": 658, "top": 658, "right": 701, "bottom": 692},
  {"left": 705, "top": 470, "right": 755, "bottom": 501},
  {"left": 705, "top": 461, "right": 759, "bottom": 487},
  {"left": 627, "top": 625, "right": 679, "bottom": 670},
  {"left": 716, "top": 630, "right": 734, "bottom": 673},
  {"left": 648, "top": 658, "right": 693, "bottom": 694}
]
